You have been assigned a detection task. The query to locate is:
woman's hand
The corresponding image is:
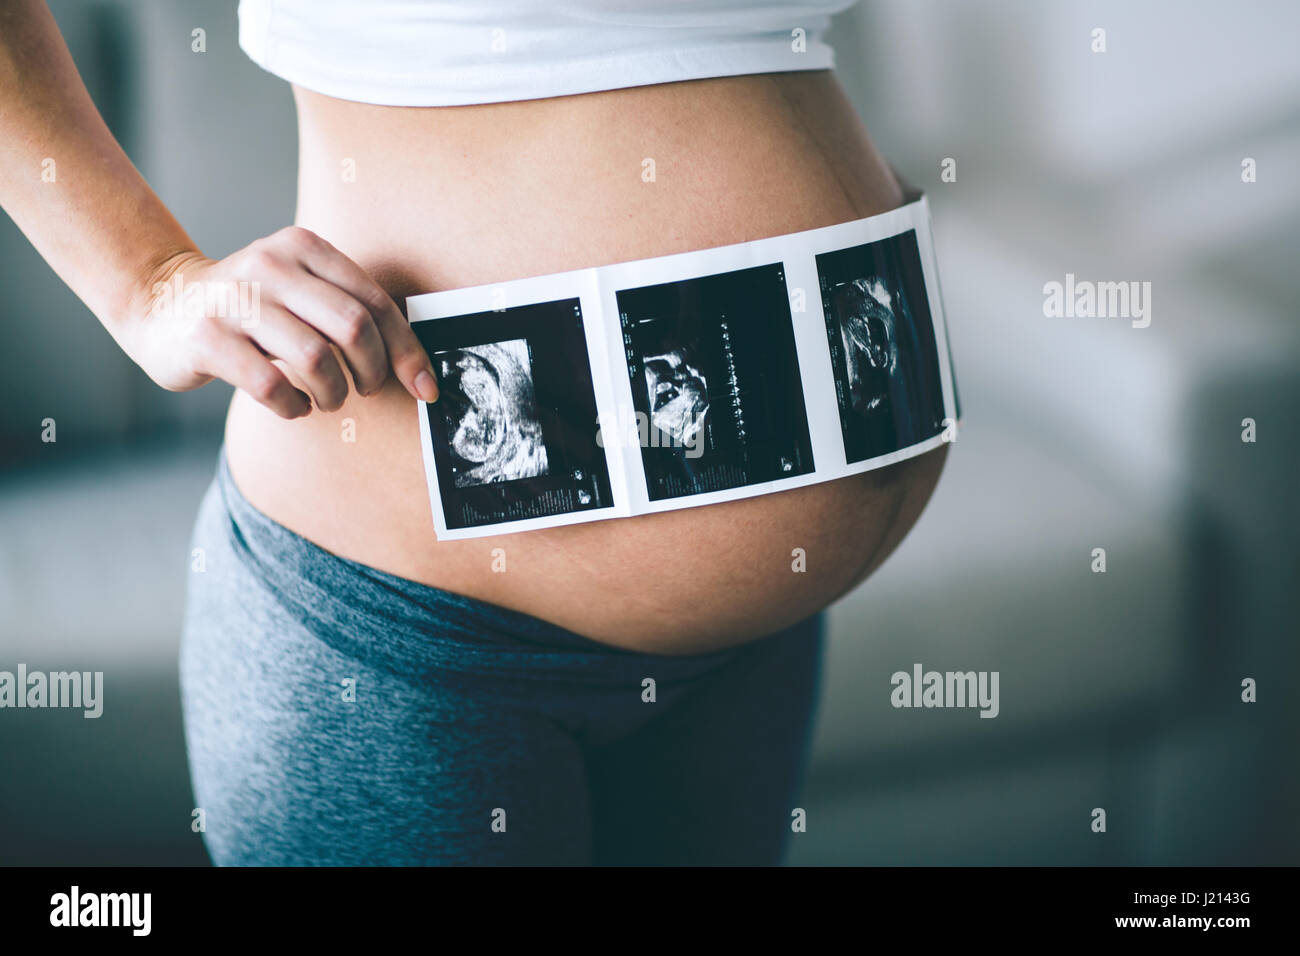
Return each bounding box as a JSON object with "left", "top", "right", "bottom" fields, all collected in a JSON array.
[{"left": 125, "top": 226, "right": 440, "bottom": 419}]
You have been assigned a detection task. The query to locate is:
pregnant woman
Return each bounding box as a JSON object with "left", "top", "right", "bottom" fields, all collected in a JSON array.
[{"left": 1, "top": 0, "right": 949, "bottom": 865}]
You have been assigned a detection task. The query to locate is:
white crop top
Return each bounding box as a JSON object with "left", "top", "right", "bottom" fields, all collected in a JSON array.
[{"left": 237, "top": 0, "right": 858, "bottom": 107}]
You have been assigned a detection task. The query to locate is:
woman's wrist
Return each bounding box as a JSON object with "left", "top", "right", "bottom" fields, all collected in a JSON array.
[{"left": 109, "top": 245, "right": 209, "bottom": 376}]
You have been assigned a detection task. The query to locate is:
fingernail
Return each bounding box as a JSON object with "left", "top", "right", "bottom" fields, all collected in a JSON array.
[{"left": 414, "top": 370, "right": 439, "bottom": 403}]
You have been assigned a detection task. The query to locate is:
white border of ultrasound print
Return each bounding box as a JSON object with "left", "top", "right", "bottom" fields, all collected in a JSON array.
[{"left": 408, "top": 192, "right": 957, "bottom": 540}]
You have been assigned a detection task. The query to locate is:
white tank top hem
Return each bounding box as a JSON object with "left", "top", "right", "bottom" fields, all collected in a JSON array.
[{"left": 238, "top": 0, "right": 851, "bottom": 107}]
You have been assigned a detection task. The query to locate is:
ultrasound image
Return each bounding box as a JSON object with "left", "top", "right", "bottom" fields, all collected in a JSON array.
[
  {"left": 618, "top": 262, "right": 814, "bottom": 500},
  {"left": 818, "top": 230, "right": 945, "bottom": 464},
  {"left": 411, "top": 297, "right": 614, "bottom": 531},
  {"left": 835, "top": 278, "right": 898, "bottom": 417},
  {"left": 643, "top": 349, "right": 710, "bottom": 450},
  {"left": 435, "top": 340, "right": 549, "bottom": 488}
]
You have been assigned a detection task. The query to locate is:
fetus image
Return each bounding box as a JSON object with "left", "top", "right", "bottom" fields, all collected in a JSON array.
[
  {"left": 643, "top": 349, "right": 710, "bottom": 453},
  {"left": 834, "top": 277, "right": 898, "bottom": 418},
  {"left": 435, "top": 339, "right": 549, "bottom": 488},
  {"left": 819, "top": 232, "right": 947, "bottom": 463}
]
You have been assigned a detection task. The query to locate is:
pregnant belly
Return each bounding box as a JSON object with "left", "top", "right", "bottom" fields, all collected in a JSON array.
[{"left": 223, "top": 71, "right": 948, "bottom": 654}]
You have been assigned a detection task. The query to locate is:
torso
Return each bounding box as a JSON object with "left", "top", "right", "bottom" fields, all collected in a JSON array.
[{"left": 223, "top": 70, "right": 948, "bottom": 654}]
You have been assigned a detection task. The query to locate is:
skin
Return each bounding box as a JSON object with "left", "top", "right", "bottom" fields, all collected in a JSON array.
[{"left": 2, "top": 1, "right": 948, "bottom": 654}]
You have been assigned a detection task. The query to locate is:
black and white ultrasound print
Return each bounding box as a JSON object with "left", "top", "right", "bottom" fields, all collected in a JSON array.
[
  {"left": 411, "top": 298, "right": 613, "bottom": 530},
  {"left": 617, "top": 262, "right": 815, "bottom": 501},
  {"left": 817, "top": 229, "right": 946, "bottom": 464},
  {"left": 435, "top": 339, "right": 549, "bottom": 489}
]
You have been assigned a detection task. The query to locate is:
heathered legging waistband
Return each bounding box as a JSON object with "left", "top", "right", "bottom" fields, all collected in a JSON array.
[{"left": 211, "top": 447, "right": 744, "bottom": 675}]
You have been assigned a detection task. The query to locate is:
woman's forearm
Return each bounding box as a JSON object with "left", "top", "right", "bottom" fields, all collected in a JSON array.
[{"left": 0, "top": 0, "right": 198, "bottom": 339}]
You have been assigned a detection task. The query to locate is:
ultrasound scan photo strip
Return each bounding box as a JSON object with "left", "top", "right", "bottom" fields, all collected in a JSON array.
[{"left": 407, "top": 192, "right": 959, "bottom": 540}]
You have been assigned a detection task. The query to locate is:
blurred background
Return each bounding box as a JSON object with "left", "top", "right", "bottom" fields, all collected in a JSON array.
[{"left": 1, "top": 0, "right": 1297, "bottom": 865}]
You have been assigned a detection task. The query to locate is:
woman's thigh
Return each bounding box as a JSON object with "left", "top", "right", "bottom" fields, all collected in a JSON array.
[
  {"left": 585, "top": 615, "right": 826, "bottom": 866},
  {"left": 181, "top": 619, "right": 597, "bottom": 866}
]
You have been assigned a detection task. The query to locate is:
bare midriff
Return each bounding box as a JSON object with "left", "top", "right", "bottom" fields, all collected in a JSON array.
[{"left": 222, "top": 70, "right": 948, "bottom": 654}]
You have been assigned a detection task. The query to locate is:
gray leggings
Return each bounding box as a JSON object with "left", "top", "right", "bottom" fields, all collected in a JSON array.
[{"left": 178, "top": 451, "right": 826, "bottom": 866}]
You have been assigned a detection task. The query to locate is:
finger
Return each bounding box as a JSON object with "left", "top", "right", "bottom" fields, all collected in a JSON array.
[
  {"left": 373, "top": 304, "right": 440, "bottom": 403},
  {"left": 287, "top": 230, "right": 439, "bottom": 401},
  {"left": 275, "top": 272, "right": 389, "bottom": 397},
  {"left": 204, "top": 332, "right": 311, "bottom": 420},
  {"left": 246, "top": 305, "right": 350, "bottom": 412}
]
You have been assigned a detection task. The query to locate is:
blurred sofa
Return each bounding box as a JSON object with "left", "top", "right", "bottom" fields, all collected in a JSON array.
[{"left": 2, "top": 0, "right": 1297, "bottom": 865}]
